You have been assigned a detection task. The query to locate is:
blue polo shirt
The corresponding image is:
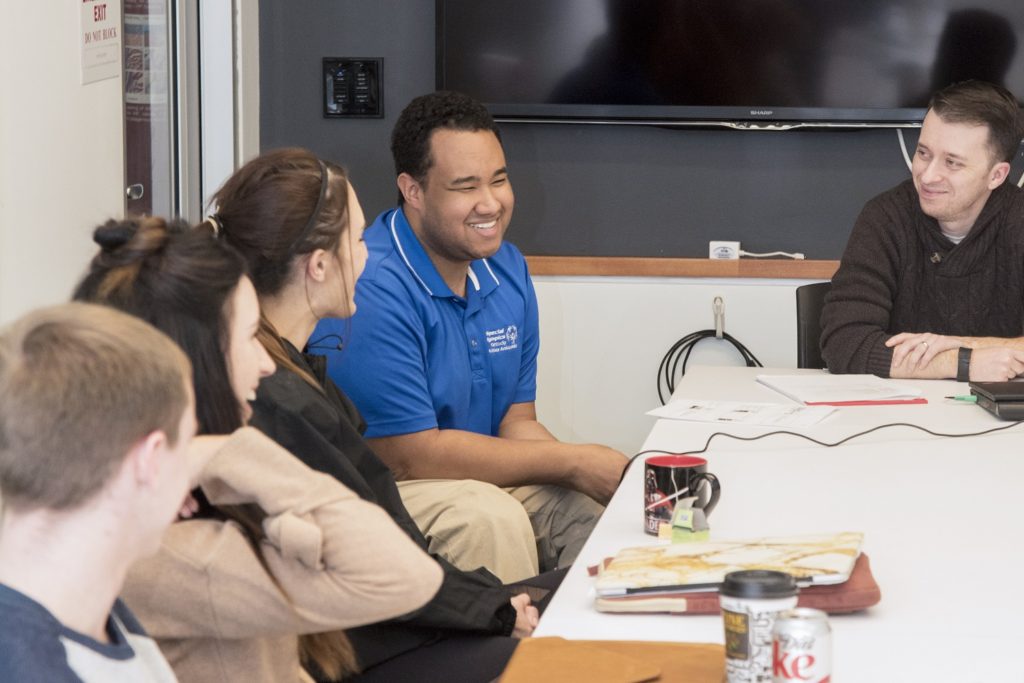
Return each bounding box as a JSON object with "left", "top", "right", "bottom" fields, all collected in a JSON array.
[{"left": 311, "top": 207, "right": 539, "bottom": 438}]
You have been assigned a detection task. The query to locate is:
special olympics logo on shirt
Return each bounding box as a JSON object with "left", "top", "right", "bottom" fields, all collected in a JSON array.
[{"left": 485, "top": 325, "right": 519, "bottom": 353}]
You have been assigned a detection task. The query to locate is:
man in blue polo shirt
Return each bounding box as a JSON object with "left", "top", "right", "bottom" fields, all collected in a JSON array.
[{"left": 312, "top": 91, "right": 627, "bottom": 581}]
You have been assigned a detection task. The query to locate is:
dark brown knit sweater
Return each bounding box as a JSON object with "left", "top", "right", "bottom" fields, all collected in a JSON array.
[{"left": 821, "top": 179, "right": 1024, "bottom": 376}]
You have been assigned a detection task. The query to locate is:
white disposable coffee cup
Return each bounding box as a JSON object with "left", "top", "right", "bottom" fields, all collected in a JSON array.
[{"left": 720, "top": 570, "right": 799, "bottom": 683}]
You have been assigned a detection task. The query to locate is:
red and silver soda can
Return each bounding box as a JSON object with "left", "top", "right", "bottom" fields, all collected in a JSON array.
[{"left": 771, "top": 607, "right": 832, "bottom": 683}]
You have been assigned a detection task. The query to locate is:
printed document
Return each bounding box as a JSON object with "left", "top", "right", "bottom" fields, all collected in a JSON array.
[
  {"left": 647, "top": 399, "right": 835, "bottom": 428},
  {"left": 755, "top": 374, "right": 925, "bottom": 405}
]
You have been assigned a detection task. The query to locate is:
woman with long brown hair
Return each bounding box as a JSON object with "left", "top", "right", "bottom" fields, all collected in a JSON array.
[
  {"left": 212, "top": 148, "right": 560, "bottom": 681},
  {"left": 73, "top": 216, "right": 443, "bottom": 682}
]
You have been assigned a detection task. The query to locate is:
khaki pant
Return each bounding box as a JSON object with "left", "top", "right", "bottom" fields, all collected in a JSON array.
[{"left": 397, "top": 479, "right": 604, "bottom": 584}]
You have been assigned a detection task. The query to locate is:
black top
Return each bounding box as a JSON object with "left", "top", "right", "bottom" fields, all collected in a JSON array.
[
  {"left": 822, "top": 180, "right": 1024, "bottom": 375},
  {"left": 250, "top": 341, "right": 516, "bottom": 670}
]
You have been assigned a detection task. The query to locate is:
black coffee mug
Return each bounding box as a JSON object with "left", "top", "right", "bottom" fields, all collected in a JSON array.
[{"left": 643, "top": 454, "right": 721, "bottom": 535}]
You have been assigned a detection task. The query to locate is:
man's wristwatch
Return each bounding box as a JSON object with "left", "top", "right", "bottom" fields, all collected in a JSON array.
[{"left": 957, "top": 347, "right": 972, "bottom": 382}]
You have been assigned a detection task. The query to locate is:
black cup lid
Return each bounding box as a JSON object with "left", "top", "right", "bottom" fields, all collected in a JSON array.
[{"left": 720, "top": 570, "right": 798, "bottom": 599}]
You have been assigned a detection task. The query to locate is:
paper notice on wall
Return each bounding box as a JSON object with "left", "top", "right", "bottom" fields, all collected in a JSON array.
[
  {"left": 124, "top": 3, "right": 168, "bottom": 109},
  {"left": 81, "top": 0, "right": 122, "bottom": 84}
]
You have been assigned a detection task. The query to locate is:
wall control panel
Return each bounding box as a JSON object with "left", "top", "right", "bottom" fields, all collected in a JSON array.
[{"left": 323, "top": 58, "right": 382, "bottom": 118}]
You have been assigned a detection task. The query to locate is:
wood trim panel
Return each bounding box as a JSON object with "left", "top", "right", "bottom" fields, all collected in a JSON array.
[{"left": 524, "top": 256, "right": 839, "bottom": 279}]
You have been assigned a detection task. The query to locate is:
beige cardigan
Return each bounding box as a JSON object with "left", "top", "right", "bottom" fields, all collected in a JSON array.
[{"left": 121, "top": 427, "right": 443, "bottom": 682}]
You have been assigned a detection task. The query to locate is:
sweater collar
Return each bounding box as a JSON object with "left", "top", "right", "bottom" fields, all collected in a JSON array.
[{"left": 912, "top": 180, "right": 1015, "bottom": 249}]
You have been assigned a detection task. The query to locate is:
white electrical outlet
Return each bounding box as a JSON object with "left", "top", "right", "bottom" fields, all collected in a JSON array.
[{"left": 709, "top": 241, "right": 741, "bottom": 259}]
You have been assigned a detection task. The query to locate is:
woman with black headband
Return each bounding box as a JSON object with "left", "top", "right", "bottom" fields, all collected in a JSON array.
[{"left": 209, "top": 148, "right": 560, "bottom": 682}]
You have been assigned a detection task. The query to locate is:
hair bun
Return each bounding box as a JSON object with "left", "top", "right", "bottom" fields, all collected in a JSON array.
[{"left": 92, "top": 219, "right": 139, "bottom": 252}]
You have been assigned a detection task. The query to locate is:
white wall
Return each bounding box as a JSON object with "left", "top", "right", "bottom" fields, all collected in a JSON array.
[
  {"left": 0, "top": 4, "right": 124, "bottom": 325},
  {"left": 533, "top": 277, "right": 820, "bottom": 455}
]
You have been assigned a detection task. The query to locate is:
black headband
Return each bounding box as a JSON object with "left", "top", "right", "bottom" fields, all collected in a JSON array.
[{"left": 288, "top": 159, "right": 329, "bottom": 256}]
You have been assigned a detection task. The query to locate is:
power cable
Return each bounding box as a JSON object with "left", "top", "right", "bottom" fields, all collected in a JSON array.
[{"left": 620, "top": 419, "right": 1024, "bottom": 484}]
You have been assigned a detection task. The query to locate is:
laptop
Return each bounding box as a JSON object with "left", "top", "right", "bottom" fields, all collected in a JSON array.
[
  {"left": 969, "top": 381, "right": 1024, "bottom": 420},
  {"left": 594, "top": 532, "right": 863, "bottom": 597}
]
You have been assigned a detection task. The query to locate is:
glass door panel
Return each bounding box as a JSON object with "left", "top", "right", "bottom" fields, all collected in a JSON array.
[{"left": 124, "top": 0, "right": 174, "bottom": 217}]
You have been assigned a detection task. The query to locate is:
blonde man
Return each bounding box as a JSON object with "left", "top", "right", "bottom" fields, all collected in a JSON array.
[{"left": 0, "top": 303, "right": 204, "bottom": 682}]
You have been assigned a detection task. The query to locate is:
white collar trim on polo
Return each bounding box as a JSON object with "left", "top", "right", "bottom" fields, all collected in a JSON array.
[
  {"left": 390, "top": 210, "right": 434, "bottom": 296},
  {"left": 467, "top": 267, "right": 481, "bottom": 291},
  {"left": 390, "top": 210, "right": 502, "bottom": 298},
  {"left": 481, "top": 258, "right": 501, "bottom": 287}
]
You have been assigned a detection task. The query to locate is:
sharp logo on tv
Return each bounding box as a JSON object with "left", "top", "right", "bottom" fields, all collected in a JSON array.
[{"left": 750, "top": 110, "right": 774, "bottom": 117}]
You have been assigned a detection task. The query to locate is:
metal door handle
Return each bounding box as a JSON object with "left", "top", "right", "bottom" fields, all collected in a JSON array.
[{"left": 126, "top": 184, "right": 145, "bottom": 200}]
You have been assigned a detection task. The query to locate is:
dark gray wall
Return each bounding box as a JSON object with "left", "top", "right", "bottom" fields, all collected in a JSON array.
[
  {"left": 260, "top": 1, "right": 435, "bottom": 218},
  {"left": 260, "top": 1, "right": 925, "bottom": 259}
]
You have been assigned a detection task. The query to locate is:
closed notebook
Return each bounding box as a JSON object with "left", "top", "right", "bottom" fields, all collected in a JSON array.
[
  {"left": 593, "top": 553, "right": 881, "bottom": 614},
  {"left": 969, "top": 381, "right": 1024, "bottom": 401},
  {"left": 969, "top": 381, "right": 1024, "bottom": 420},
  {"left": 594, "top": 531, "right": 863, "bottom": 597}
]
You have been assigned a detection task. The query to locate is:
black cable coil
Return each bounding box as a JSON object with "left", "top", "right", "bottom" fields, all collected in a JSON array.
[{"left": 657, "top": 330, "right": 762, "bottom": 405}]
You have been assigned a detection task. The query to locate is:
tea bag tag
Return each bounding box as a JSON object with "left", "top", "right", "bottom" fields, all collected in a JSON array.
[{"left": 658, "top": 496, "right": 710, "bottom": 543}]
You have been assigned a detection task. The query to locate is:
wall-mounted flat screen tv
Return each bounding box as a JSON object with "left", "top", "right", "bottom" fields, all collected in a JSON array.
[{"left": 436, "top": 0, "right": 1024, "bottom": 127}]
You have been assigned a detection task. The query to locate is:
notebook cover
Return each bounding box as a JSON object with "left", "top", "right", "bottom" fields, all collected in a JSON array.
[
  {"left": 595, "top": 532, "right": 863, "bottom": 596},
  {"left": 594, "top": 552, "right": 881, "bottom": 614},
  {"left": 805, "top": 397, "right": 927, "bottom": 406}
]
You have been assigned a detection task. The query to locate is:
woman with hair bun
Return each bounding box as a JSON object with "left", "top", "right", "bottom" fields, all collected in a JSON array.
[
  {"left": 211, "top": 148, "right": 561, "bottom": 682},
  {"left": 73, "top": 215, "right": 442, "bottom": 682}
]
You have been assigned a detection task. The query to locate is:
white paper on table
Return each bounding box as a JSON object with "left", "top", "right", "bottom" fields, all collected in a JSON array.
[
  {"left": 646, "top": 399, "right": 835, "bottom": 428},
  {"left": 755, "top": 374, "right": 924, "bottom": 404}
]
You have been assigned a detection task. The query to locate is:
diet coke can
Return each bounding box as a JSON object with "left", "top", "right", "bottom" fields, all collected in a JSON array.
[{"left": 771, "top": 608, "right": 832, "bottom": 683}]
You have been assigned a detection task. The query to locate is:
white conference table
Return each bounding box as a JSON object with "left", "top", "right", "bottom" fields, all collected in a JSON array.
[{"left": 535, "top": 366, "right": 1024, "bottom": 682}]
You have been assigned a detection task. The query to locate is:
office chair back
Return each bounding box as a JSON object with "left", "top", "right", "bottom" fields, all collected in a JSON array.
[{"left": 796, "top": 281, "right": 831, "bottom": 369}]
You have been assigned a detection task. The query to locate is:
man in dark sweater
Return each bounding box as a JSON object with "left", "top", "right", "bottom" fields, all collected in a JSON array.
[{"left": 822, "top": 80, "right": 1024, "bottom": 381}]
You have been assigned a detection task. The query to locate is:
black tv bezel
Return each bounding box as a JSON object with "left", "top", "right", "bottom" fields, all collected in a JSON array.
[{"left": 435, "top": 1, "right": 930, "bottom": 129}]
